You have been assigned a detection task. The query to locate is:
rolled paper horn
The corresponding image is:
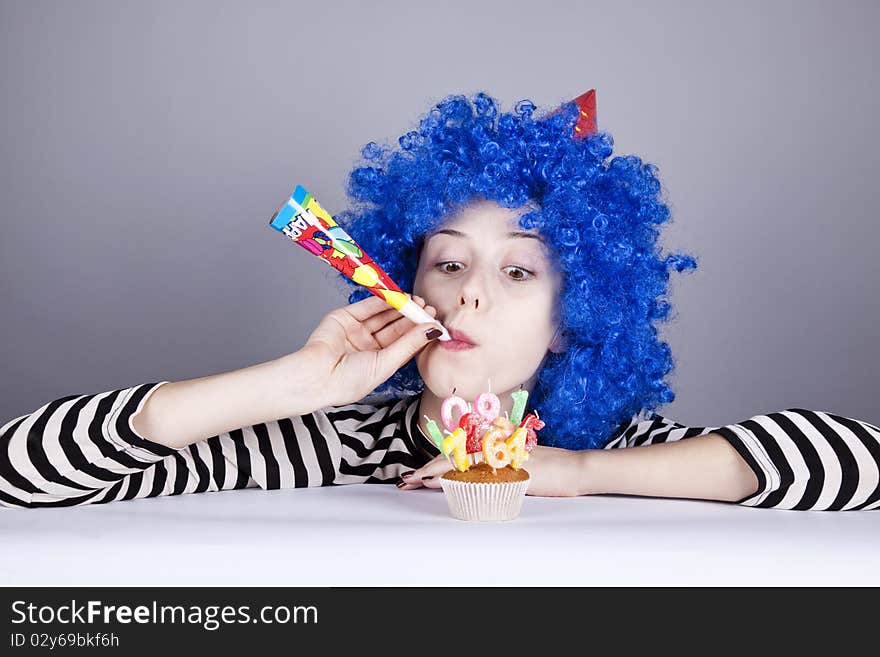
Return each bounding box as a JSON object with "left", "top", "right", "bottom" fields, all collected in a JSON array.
[{"left": 269, "top": 184, "right": 451, "bottom": 341}]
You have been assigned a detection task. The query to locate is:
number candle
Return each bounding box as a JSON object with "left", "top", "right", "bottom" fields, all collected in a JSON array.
[
  {"left": 482, "top": 428, "right": 512, "bottom": 470},
  {"left": 441, "top": 427, "right": 470, "bottom": 472},
  {"left": 440, "top": 395, "right": 469, "bottom": 432},
  {"left": 474, "top": 391, "right": 501, "bottom": 423},
  {"left": 506, "top": 427, "right": 529, "bottom": 469},
  {"left": 423, "top": 415, "right": 446, "bottom": 451},
  {"left": 509, "top": 389, "right": 529, "bottom": 425}
]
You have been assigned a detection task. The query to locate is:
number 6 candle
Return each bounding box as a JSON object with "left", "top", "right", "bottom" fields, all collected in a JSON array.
[{"left": 269, "top": 184, "right": 451, "bottom": 341}]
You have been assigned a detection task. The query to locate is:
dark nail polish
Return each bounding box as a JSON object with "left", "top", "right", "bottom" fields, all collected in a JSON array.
[
  {"left": 396, "top": 480, "right": 407, "bottom": 488},
  {"left": 401, "top": 471, "right": 414, "bottom": 479},
  {"left": 426, "top": 328, "right": 442, "bottom": 340},
  {"left": 422, "top": 476, "right": 434, "bottom": 481}
]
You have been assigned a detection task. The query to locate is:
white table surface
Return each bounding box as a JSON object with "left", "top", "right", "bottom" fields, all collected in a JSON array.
[{"left": 2, "top": 485, "right": 878, "bottom": 586}]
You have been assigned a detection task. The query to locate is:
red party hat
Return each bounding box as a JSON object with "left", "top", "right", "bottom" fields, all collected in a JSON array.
[{"left": 544, "top": 89, "right": 598, "bottom": 139}]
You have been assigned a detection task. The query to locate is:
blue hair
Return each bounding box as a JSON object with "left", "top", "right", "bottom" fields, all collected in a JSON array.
[{"left": 333, "top": 91, "right": 698, "bottom": 450}]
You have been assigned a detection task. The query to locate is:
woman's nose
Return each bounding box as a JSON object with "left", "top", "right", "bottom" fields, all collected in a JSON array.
[
  {"left": 456, "top": 271, "right": 488, "bottom": 311},
  {"left": 459, "top": 293, "right": 480, "bottom": 309}
]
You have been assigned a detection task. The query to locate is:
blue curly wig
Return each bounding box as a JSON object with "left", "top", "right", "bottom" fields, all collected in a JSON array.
[{"left": 333, "top": 91, "right": 698, "bottom": 450}]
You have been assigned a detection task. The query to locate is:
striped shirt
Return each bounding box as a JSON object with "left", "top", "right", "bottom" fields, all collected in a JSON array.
[{"left": 1, "top": 381, "right": 878, "bottom": 511}]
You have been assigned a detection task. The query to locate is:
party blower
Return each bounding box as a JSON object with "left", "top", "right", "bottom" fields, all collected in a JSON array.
[{"left": 268, "top": 185, "right": 451, "bottom": 341}]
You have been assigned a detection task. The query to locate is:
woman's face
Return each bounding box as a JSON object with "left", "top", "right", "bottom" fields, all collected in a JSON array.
[{"left": 413, "top": 198, "right": 565, "bottom": 402}]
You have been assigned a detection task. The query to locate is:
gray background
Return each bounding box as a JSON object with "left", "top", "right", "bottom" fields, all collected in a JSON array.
[{"left": 1, "top": 0, "right": 877, "bottom": 427}]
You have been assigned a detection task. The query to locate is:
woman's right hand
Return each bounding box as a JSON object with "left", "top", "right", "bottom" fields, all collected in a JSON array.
[{"left": 286, "top": 295, "right": 444, "bottom": 409}]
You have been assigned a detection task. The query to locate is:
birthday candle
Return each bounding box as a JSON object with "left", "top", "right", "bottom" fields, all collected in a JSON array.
[
  {"left": 440, "top": 395, "right": 470, "bottom": 433},
  {"left": 482, "top": 427, "right": 512, "bottom": 470},
  {"left": 268, "top": 185, "right": 451, "bottom": 341},
  {"left": 441, "top": 427, "right": 470, "bottom": 472},
  {"left": 423, "top": 415, "right": 445, "bottom": 451},
  {"left": 506, "top": 427, "right": 529, "bottom": 469},
  {"left": 509, "top": 389, "right": 529, "bottom": 425},
  {"left": 474, "top": 391, "right": 501, "bottom": 423}
]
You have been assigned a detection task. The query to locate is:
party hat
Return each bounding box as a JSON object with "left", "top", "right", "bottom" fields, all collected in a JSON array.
[{"left": 543, "top": 89, "right": 598, "bottom": 139}]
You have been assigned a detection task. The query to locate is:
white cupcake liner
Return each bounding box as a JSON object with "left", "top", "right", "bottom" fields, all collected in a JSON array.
[{"left": 439, "top": 476, "right": 530, "bottom": 522}]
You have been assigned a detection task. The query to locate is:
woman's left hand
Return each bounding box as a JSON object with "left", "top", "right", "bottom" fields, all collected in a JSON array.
[{"left": 398, "top": 446, "right": 587, "bottom": 497}]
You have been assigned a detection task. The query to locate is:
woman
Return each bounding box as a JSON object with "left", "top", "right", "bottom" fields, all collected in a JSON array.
[{"left": 2, "top": 91, "right": 877, "bottom": 510}]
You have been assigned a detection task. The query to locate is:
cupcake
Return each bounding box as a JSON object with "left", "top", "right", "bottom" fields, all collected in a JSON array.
[
  {"left": 439, "top": 462, "right": 531, "bottom": 522},
  {"left": 424, "top": 387, "right": 544, "bottom": 522}
]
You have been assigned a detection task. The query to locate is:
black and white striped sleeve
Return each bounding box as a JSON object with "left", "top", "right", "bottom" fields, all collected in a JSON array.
[
  {"left": 1, "top": 383, "right": 428, "bottom": 509},
  {"left": 325, "top": 393, "right": 436, "bottom": 485},
  {"left": 603, "top": 408, "right": 880, "bottom": 511},
  {"left": 1, "top": 382, "right": 185, "bottom": 508}
]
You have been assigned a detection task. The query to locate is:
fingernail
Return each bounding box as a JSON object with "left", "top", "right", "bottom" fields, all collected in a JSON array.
[
  {"left": 395, "top": 479, "right": 407, "bottom": 488},
  {"left": 401, "top": 471, "right": 414, "bottom": 479},
  {"left": 426, "top": 328, "right": 442, "bottom": 340},
  {"left": 422, "top": 476, "right": 434, "bottom": 481}
]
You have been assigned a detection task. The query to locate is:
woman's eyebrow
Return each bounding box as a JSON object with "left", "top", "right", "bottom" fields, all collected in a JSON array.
[{"left": 428, "top": 228, "right": 545, "bottom": 243}]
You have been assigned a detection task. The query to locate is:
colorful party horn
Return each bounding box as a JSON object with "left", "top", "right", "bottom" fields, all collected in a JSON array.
[{"left": 269, "top": 185, "right": 451, "bottom": 341}]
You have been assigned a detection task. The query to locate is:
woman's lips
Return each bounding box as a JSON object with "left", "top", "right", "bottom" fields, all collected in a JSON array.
[
  {"left": 439, "top": 328, "right": 478, "bottom": 351},
  {"left": 439, "top": 339, "right": 477, "bottom": 351}
]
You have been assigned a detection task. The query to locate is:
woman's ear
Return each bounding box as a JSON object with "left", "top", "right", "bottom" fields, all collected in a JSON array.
[{"left": 549, "top": 326, "right": 568, "bottom": 354}]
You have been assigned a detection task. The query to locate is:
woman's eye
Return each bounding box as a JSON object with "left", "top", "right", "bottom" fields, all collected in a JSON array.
[
  {"left": 503, "top": 266, "right": 535, "bottom": 282},
  {"left": 437, "top": 261, "right": 463, "bottom": 274},
  {"left": 435, "top": 261, "right": 534, "bottom": 281}
]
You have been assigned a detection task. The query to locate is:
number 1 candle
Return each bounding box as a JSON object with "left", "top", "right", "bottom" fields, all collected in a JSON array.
[
  {"left": 509, "top": 388, "right": 529, "bottom": 425},
  {"left": 441, "top": 427, "right": 470, "bottom": 472}
]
